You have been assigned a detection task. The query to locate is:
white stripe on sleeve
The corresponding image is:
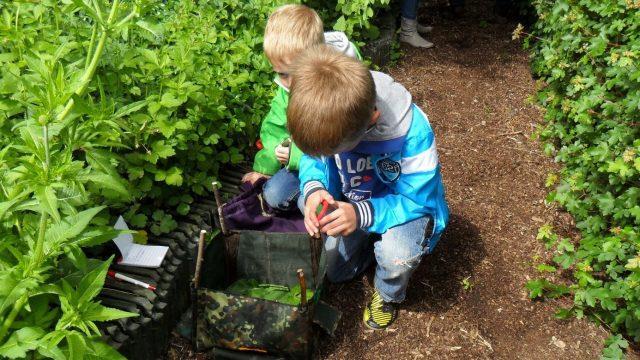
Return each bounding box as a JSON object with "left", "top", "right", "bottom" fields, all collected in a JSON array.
[
  {"left": 400, "top": 141, "right": 439, "bottom": 174},
  {"left": 303, "top": 180, "right": 325, "bottom": 198}
]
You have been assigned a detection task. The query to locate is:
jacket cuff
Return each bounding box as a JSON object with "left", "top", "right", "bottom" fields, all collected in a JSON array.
[
  {"left": 303, "top": 181, "right": 325, "bottom": 202},
  {"left": 353, "top": 201, "right": 374, "bottom": 229},
  {"left": 286, "top": 143, "right": 303, "bottom": 171}
]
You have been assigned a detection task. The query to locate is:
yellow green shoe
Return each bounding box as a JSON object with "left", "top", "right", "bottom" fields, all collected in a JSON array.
[{"left": 363, "top": 291, "right": 398, "bottom": 330}]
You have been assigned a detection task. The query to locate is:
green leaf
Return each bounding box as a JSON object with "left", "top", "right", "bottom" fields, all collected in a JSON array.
[
  {"left": 165, "top": 167, "right": 183, "bottom": 186},
  {"left": 66, "top": 332, "right": 86, "bottom": 360},
  {"left": 80, "top": 172, "right": 131, "bottom": 200},
  {"left": 0, "top": 327, "right": 46, "bottom": 359},
  {"left": 602, "top": 334, "right": 628, "bottom": 360},
  {"left": 334, "top": 16, "right": 347, "bottom": 32},
  {"left": 160, "top": 92, "right": 184, "bottom": 108},
  {"left": 76, "top": 257, "right": 112, "bottom": 305},
  {"left": 0, "top": 270, "right": 39, "bottom": 315},
  {"left": 65, "top": 244, "right": 89, "bottom": 272},
  {"left": 0, "top": 191, "right": 29, "bottom": 220},
  {"left": 151, "top": 140, "right": 175, "bottom": 159},
  {"left": 87, "top": 340, "right": 127, "bottom": 360},
  {"left": 85, "top": 149, "right": 120, "bottom": 178},
  {"left": 83, "top": 303, "right": 137, "bottom": 322},
  {"left": 589, "top": 36, "right": 607, "bottom": 57},
  {"left": 129, "top": 213, "right": 147, "bottom": 228},
  {"left": 70, "top": 0, "right": 102, "bottom": 23},
  {"left": 112, "top": 99, "right": 148, "bottom": 119},
  {"left": 135, "top": 20, "right": 164, "bottom": 40},
  {"left": 34, "top": 185, "right": 60, "bottom": 222},
  {"left": 177, "top": 203, "right": 190, "bottom": 216},
  {"left": 554, "top": 307, "right": 573, "bottom": 319},
  {"left": 45, "top": 206, "right": 106, "bottom": 250},
  {"left": 536, "top": 264, "right": 556, "bottom": 273}
]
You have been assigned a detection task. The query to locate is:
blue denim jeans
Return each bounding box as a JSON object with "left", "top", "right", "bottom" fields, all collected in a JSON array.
[
  {"left": 262, "top": 168, "right": 304, "bottom": 213},
  {"left": 324, "top": 216, "right": 437, "bottom": 303},
  {"left": 401, "top": 0, "right": 419, "bottom": 19}
]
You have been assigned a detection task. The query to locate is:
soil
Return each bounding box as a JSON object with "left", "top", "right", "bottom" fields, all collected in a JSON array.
[{"left": 165, "top": 1, "right": 637, "bottom": 359}]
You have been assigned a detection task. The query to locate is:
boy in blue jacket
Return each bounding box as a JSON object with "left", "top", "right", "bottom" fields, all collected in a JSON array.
[{"left": 287, "top": 45, "right": 449, "bottom": 330}]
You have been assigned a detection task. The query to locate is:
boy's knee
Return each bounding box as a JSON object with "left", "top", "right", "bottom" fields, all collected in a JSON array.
[
  {"left": 262, "top": 181, "right": 282, "bottom": 208},
  {"left": 375, "top": 237, "right": 424, "bottom": 273},
  {"left": 262, "top": 171, "right": 300, "bottom": 210}
]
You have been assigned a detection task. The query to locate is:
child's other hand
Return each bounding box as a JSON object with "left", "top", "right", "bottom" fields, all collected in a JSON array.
[
  {"left": 275, "top": 144, "right": 290, "bottom": 165},
  {"left": 304, "top": 190, "right": 335, "bottom": 237},
  {"left": 319, "top": 201, "right": 357, "bottom": 237},
  {"left": 242, "top": 171, "right": 269, "bottom": 185}
]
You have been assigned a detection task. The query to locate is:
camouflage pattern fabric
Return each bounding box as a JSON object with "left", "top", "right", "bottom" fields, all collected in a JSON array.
[{"left": 196, "top": 289, "right": 310, "bottom": 358}]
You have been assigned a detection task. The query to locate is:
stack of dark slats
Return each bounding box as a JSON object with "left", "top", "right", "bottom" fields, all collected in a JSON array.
[
  {"left": 99, "top": 201, "right": 216, "bottom": 359},
  {"left": 100, "top": 168, "right": 247, "bottom": 359}
]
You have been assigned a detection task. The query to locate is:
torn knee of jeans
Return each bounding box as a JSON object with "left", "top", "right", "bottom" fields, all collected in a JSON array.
[{"left": 387, "top": 253, "right": 422, "bottom": 269}]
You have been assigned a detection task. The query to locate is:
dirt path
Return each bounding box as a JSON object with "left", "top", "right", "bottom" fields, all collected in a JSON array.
[{"left": 318, "top": 2, "right": 613, "bottom": 359}]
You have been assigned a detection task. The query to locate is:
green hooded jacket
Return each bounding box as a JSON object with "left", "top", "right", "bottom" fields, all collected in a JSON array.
[{"left": 252, "top": 32, "right": 362, "bottom": 175}]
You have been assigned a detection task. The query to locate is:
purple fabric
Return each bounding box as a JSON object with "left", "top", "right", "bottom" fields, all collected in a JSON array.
[{"left": 220, "top": 178, "right": 306, "bottom": 233}]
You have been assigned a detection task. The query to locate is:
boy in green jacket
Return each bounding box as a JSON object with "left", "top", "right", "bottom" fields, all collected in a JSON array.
[{"left": 242, "top": 4, "right": 361, "bottom": 212}]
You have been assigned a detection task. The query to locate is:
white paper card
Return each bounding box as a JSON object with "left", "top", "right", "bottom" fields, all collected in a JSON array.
[{"left": 113, "top": 216, "right": 168, "bottom": 268}]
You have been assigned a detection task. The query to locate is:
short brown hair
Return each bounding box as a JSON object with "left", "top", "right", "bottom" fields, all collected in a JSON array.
[
  {"left": 263, "top": 5, "right": 324, "bottom": 64},
  {"left": 287, "top": 45, "right": 376, "bottom": 156}
]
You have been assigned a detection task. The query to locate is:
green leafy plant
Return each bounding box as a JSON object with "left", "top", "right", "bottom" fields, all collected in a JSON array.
[
  {"left": 3, "top": 0, "right": 289, "bottom": 235},
  {"left": 461, "top": 276, "right": 474, "bottom": 291},
  {"left": 0, "top": 0, "right": 139, "bottom": 357},
  {"left": 517, "top": 0, "right": 640, "bottom": 354},
  {"left": 303, "top": 0, "right": 391, "bottom": 43},
  {"left": 1, "top": 0, "right": 380, "bottom": 356}
]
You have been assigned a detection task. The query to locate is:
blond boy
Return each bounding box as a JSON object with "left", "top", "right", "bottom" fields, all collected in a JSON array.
[{"left": 242, "top": 4, "right": 361, "bottom": 212}]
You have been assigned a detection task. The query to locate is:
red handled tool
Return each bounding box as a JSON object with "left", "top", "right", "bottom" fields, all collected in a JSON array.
[{"left": 316, "top": 200, "right": 330, "bottom": 221}]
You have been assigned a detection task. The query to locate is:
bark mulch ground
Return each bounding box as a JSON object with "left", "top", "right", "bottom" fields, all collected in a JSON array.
[{"left": 166, "top": 1, "right": 629, "bottom": 359}]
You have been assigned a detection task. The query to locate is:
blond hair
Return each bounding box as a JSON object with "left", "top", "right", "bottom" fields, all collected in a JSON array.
[
  {"left": 287, "top": 45, "right": 375, "bottom": 156},
  {"left": 263, "top": 4, "right": 325, "bottom": 63}
]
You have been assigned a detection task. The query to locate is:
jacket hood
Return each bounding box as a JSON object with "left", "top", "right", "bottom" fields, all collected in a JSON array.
[
  {"left": 324, "top": 31, "right": 359, "bottom": 59},
  {"left": 352, "top": 71, "right": 413, "bottom": 154},
  {"left": 275, "top": 31, "right": 359, "bottom": 91}
]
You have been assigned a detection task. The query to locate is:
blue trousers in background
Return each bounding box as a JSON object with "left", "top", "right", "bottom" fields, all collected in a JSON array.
[
  {"left": 262, "top": 168, "right": 304, "bottom": 213},
  {"left": 401, "top": 0, "right": 419, "bottom": 19}
]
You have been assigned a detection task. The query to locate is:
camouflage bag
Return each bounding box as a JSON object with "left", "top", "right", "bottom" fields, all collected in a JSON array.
[{"left": 194, "top": 230, "right": 339, "bottom": 359}]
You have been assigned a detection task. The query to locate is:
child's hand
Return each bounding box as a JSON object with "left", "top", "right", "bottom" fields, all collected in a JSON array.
[
  {"left": 242, "top": 171, "right": 270, "bottom": 185},
  {"left": 275, "top": 144, "right": 290, "bottom": 165},
  {"left": 304, "top": 190, "right": 335, "bottom": 237},
  {"left": 319, "top": 201, "right": 358, "bottom": 237}
]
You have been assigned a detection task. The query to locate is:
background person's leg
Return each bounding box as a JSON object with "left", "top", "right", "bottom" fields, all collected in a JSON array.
[
  {"left": 325, "top": 230, "right": 375, "bottom": 283},
  {"left": 262, "top": 168, "right": 300, "bottom": 212},
  {"left": 400, "top": 0, "right": 434, "bottom": 48},
  {"left": 401, "top": 0, "right": 419, "bottom": 20},
  {"left": 373, "top": 216, "right": 433, "bottom": 302}
]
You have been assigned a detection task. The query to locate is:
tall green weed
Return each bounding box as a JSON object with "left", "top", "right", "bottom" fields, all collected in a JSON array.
[{"left": 0, "top": 0, "right": 285, "bottom": 357}]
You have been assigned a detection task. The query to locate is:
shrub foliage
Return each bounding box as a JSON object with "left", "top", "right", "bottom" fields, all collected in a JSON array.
[
  {"left": 303, "top": 0, "right": 391, "bottom": 43},
  {"left": 524, "top": 0, "right": 640, "bottom": 347},
  {"left": 0, "top": 0, "right": 284, "bottom": 356}
]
